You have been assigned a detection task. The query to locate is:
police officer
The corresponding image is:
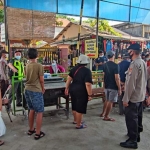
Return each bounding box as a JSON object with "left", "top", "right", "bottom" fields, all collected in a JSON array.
[
  {"left": 7, "top": 50, "right": 24, "bottom": 110},
  {"left": 120, "top": 44, "right": 147, "bottom": 149}
]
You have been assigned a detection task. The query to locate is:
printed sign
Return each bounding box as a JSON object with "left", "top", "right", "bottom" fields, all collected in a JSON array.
[{"left": 85, "top": 39, "right": 98, "bottom": 58}]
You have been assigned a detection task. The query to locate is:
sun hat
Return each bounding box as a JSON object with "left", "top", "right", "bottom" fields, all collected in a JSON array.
[{"left": 76, "top": 55, "right": 90, "bottom": 64}]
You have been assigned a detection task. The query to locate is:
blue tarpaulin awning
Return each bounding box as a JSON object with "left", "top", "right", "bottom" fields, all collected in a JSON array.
[{"left": 5, "top": 0, "right": 150, "bottom": 25}]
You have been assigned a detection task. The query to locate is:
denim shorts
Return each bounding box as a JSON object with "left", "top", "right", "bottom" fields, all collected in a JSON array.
[{"left": 24, "top": 90, "right": 44, "bottom": 113}]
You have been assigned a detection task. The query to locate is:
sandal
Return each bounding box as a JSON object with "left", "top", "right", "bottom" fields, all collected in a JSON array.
[
  {"left": 103, "top": 118, "right": 115, "bottom": 121},
  {"left": 0, "top": 140, "right": 4, "bottom": 146},
  {"left": 28, "top": 128, "right": 36, "bottom": 135},
  {"left": 76, "top": 124, "right": 87, "bottom": 129},
  {"left": 34, "top": 131, "right": 45, "bottom": 140}
]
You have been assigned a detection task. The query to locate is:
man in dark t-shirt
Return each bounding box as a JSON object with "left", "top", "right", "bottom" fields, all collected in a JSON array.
[{"left": 100, "top": 50, "right": 121, "bottom": 121}]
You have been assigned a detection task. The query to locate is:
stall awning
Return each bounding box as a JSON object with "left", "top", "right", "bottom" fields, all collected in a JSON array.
[{"left": 6, "top": 0, "right": 150, "bottom": 25}]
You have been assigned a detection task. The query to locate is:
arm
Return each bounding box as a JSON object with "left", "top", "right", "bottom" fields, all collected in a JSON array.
[
  {"left": 85, "top": 82, "right": 92, "bottom": 100},
  {"left": 65, "top": 76, "right": 73, "bottom": 95},
  {"left": 115, "top": 74, "right": 121, "bottom": 95},
  {"left": 39, "top": 76, "right": 45, "bottom": 93},
  {"left": 8, "top": 63, "right": 17, "bottom": 73},
  {"left": 122, "top": 64, "right": 138, "bottom": 104}
]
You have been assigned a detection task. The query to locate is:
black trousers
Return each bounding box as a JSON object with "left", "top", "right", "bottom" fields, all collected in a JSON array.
[
  {"left": 118, "top": 92, "right": 125, "bottom": 115},
  {"left": 125, "top": 101, "right": 143, "bottom": 142}
]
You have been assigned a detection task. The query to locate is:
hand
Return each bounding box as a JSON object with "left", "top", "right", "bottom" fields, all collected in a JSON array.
[
  {"left": 13, "top": 68, "right": 18, "bottom": 73},
  {"left": 42, "top": 89, "right": 45, "bottom": 94},
  {"left": 65, "top": 88, "right": 69, "bottom": 95},
  {"left": 123, "top": 102, "right": 129, "bottom": 107},
  {"left": 118, "top": 89, "right": 122, "bottom": 96},
  {"left": 88, "top": 96, "right": 92, "bottom": 101}
]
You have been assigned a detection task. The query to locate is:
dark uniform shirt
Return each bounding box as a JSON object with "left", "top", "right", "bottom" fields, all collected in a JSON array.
[
  {"left": 119, "top": 60, "right": 130, "bottom": 83},
  {"left": 95, "top": 56, "right": 107, "bottom": 71}
]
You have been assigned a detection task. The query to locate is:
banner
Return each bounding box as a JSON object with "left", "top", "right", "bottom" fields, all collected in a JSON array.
[{"left": 85, "top": 39, "right": 98, "bottom": 58}]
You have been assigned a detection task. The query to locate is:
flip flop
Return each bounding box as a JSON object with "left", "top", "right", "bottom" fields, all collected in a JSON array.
[
  {"left": 0, "top": 141, "right": 4, "bottom": 146},
  {"left": 103, "top": 118, "right": 115, "bottom": 121},
  {"left": 76, "top": 124, "right": 87, "bottom": 129}
]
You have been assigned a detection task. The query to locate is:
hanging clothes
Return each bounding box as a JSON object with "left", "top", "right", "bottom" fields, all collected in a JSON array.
[
  {"left": 106, "top": 40, "right": 112, "bottom": 52},
  {"left": 103, "top": 40, "right": 106, "bottom": 52}
]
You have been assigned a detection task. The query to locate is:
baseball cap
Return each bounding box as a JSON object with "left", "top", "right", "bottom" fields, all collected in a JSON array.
[
  {"left": 0, "top": 50, "right": 8, "bottom": 54},
  {"left": 99, "top": 50, "right": 103, "bottom": 54},
  {"left": 127, "top": 43, "right": 141, "bottom": 51},
  {"left": 106, "top": 50, "right": 115, "bottom": 58}
]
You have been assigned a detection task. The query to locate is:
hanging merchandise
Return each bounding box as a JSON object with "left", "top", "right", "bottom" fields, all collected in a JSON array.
[{"left": 106, "top": 40, "right": 112, "bottom": 52}]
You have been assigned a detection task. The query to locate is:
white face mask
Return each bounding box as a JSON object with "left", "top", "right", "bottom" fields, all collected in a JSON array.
[{"left": 99, "top": 54, "right": 104, "bottom": 57}]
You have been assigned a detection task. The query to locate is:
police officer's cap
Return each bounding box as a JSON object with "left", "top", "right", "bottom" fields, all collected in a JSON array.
[{"left": 127, "top": 43, "right": 141, "bottom": 51}]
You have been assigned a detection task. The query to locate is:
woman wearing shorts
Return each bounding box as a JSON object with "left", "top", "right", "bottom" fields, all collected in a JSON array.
[{"left": 65, "top": 55, "right": 92, "bottom": 129}]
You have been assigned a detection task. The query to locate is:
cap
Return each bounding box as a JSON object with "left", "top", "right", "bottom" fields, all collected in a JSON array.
[
  {"left": 127, "top": 43, "right": 141, "bottom": 51},
  {"left": 106, "top": 50, "right": 115, "bottom": 58},
  {"left": 123, "top": 53, "right": 129, "bottom": 58},
  {"left": 0, "top": 50, "right": 8, "bottom": 54},
  {"left": 76, "top": 55, "right": 90, "bottom": 64},
  {"left": 99, "top": 50, "right": 103, "bottom": 54}
]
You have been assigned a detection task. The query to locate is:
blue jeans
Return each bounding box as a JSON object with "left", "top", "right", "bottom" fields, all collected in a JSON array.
[{"left": 24, "top": 90, "right": 44, "bottom": 113}]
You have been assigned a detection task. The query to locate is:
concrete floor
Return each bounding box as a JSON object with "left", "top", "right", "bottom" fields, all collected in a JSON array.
[{"left": 1, "top": 99, "right": 150, "bottom": 150}]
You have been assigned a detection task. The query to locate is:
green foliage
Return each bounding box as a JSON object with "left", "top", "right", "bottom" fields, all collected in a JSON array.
[
  {"left": 0, "top": 10, "right": 4, "bottom": 23},
  {"left": 56, "top": 14, "right": 76, "bottom": 23},
  {"left": 83, "top": 19, "right": 121, "bottom": 36}
]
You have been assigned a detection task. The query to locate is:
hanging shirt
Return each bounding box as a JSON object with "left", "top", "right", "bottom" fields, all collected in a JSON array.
[{"left": 106, "top": 40, "right": 112, "bottom": 52}]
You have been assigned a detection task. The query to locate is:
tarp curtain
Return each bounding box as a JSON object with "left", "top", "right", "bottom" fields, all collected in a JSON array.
[{"left": 6, "top": 0, "right": 150, "bottom": 24}]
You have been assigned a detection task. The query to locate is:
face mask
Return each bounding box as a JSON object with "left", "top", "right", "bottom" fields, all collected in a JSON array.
[
  {"left": 15, "top": 56, "right": 21, "bottom": 60},
  {"left": 128, "top": 51, "right": 133, "bottom": 60},
  {"left": 99, "top": 55, "right": 104, "bottom": 57}
]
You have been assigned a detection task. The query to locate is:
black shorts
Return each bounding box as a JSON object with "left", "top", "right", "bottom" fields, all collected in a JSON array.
[{"left": 70, "top": 90, "right": 88, "bottom": 114}]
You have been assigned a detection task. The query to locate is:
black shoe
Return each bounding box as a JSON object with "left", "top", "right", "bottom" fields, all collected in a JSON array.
[
  {"left": 120, "top": 140, "right": 138, "bottom": 149},
  {"left": 137, "top": 135, "right": 140, "bottom": 143},
  {"left": 16, "top": 103, "right": 22, "bottom": 107}
]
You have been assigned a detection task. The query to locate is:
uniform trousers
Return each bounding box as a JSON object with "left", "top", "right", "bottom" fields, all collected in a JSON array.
[{"left": 125, "top": 101, "right": 143, "bottom": 142}]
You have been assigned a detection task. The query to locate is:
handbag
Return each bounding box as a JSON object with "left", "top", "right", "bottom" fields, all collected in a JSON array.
[{"left": 0, "top": 111, "right": 6, "bottom": 137}]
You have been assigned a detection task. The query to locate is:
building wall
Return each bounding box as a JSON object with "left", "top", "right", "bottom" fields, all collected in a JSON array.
[
  {"left": 122, "top": 26, "right": 143, "bottom": 37},
  {"left": 57, "top": 24, "right": 88, "bottom": 41}
]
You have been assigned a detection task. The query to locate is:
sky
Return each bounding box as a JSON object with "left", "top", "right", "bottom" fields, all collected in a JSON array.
[{"left": 68, "top": 16, "right": 123, "bottom": 26}]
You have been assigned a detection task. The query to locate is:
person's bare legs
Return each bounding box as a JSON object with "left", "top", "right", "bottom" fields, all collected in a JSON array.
[
  {"left": 0, "top": 140, "right": 4, "bottom": 146},
  {"left": 100, "top": 100, "right": 108, "bottom": 117},
  {"left": 76, "top": 112, "right": 83, "bottom": 127},
  {"left": 72, "top": 110, "right": 77, "bottom": 123},
  {"left": 29, "top": 110, "right": 35, "bottom": 131},
  {"left": 104, "top": 101, "right": 113, "bottom": 119},
  {"left": 35, "top": 112, "right": 43, "bottom": 135}
]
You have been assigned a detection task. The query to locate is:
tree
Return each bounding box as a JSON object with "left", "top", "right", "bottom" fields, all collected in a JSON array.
[
  {"left": 0, "top": 10, "right": 4, "bottom": 23},
  {"left": 83, "top": 19, "right": 121, "bottom": 36}
]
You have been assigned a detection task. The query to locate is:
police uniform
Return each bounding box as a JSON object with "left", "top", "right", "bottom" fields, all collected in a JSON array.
[
  {"left": 8, "top": 57, "right": 24, "bottom": 108},
  {"left": 122, "top": 56, "right": 147, "bottom": 143}
]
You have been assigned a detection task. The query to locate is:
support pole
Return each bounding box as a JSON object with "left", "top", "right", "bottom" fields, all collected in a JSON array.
[
  {"left": 4, "top": 0, "right": 10, "bottom": 56},
  {"left": 77, "top": 0, "right": 84, "bottom": 57},
  {"left": 96, "top": 0, "right": 99, "bottom": 58}
]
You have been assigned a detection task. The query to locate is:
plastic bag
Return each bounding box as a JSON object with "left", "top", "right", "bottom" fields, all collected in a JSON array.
[{"left": 0, "top": 111, "right": 6, "bottom": 136}]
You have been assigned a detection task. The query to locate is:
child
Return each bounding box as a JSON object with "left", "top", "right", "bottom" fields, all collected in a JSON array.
[{"left": 24, "top": 48, "right": 45, "bottom": 140}]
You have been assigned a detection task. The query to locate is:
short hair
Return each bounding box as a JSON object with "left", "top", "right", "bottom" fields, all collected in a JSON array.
[
  {"left": 99, "top": 50, "right": 103, "bottom": 54},
  {"left": 134, "top": 50, "right": 141, "bottom": 55},
  {"left": 107, "top": 55, "right": 114, "bottom": 59},
  {"left": 27, "top": 48, "right": 38, "bottom": 59},
  {"left": 145, "top": 54, "right": 149, "bottom": 58}
]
